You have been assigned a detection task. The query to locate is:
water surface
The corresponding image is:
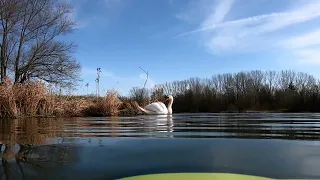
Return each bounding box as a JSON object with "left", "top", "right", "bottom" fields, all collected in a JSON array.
[{"left": 1, "top": 113, "right": 320, "bottom": 179}]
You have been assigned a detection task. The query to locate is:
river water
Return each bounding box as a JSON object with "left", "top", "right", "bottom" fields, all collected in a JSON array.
[{"left": 1, "top": 113, "right": 320, "bottom": 179}]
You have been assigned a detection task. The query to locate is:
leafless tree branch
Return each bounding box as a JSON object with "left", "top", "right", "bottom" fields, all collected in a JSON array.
[{"left": 139, "top": 66, "right": 148, "bottom": 98}]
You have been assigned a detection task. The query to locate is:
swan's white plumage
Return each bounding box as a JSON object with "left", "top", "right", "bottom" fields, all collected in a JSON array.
[
  {"left": 135, "top": 95, "right": 173, "bottom": 115},
  {"left": 144, "top": 102, "right": 168, "bottom": 114}
]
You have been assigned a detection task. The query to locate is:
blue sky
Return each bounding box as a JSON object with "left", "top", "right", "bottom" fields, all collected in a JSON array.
[{"left": 63, "top": 0, "right": 320, "bottom": 96}]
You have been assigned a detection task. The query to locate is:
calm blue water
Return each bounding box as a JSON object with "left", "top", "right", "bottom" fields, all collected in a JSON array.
[{"left": 1, "top": 113, "right": 320, "bottom": 179}]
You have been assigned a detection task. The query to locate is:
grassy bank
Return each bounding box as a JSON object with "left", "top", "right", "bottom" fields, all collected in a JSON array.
[{"left": 0, "top": 78, "right": 145, "bottom": 119}]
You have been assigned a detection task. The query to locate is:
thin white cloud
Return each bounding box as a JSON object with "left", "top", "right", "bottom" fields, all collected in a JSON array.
[
  {"left": 173, "top": 0, "right": 227, "bottom": 25},
  {"left": 200, "top": 0, "right": 234, "bottom": 27},
  {"left": 279, "top": 27, "right": 320, "bottom": 66},
  {"left": 281, "top": 29, "right": 320, "bottom": 49},
  {"left": 174, "top": 0, "right": 320, "bottom": 65},
  {"left": 65, "top": 0, "right": 125, "bottom": 29},
  {"left": 178, "top": 0, "right": 320, "bottom": 37},
  {"left": 295, "top": 49, "right": 320, "bottom": 65},
  {"left": 64, "top": 0, "right": 101, "bottom": 29},
  {"left": 240, "top": 1, "right": 320, "bottom": 36},
  {"left": 176, "top": 12, "right": 281, "bottom": 37}
]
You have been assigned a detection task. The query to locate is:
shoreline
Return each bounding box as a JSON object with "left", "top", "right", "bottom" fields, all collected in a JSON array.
[{"left": 3, "top": 110, "right": 320, "bottom": 120}]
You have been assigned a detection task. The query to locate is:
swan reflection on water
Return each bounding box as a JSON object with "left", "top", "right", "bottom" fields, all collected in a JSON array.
[{"left": 139, "top": 115, "right": 174, "bottom": 138}]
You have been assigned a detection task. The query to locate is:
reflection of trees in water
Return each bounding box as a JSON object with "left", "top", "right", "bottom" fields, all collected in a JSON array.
[
  {"left": 0, "top": 143, "right": 80, "bottom": 179},
  {"left": 173, "top": 113, "right": 320, "bottom": 140},
  {"left": 1, "top": 144, "right": 36, "bottom": 180},
  {"left": 0, "top": 118, "right": 81, "bottom": 180},
  {"left": 225, "top": 114, "right": 320, "bottom": 140},
  {"left": 70, "top": 116, "right": 123, "bottom": 139},
  {"left": 0, "top": 118, "right": 67, "bottom": 145}
]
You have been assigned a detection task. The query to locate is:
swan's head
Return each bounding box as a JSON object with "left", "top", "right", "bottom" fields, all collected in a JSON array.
[{"left": 166, "top": 95, "right": 173, "bottom": 101}]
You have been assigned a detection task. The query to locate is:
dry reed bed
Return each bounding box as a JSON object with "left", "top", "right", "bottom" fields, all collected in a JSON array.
[
  {"left": 0, "top": 78, "right": 50, "bottom": 118},
  {"left": 0, "top": 79, "right": 130, "bottom": 119}
]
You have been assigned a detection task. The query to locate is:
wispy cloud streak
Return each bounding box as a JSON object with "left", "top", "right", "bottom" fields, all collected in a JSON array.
[
  {"left": 281, "top": 29, "right": 320, "bottom": 49},
  {"left": 174, "top": 0, "right": 320, "bottom": 63},
  {"left": 281, "top": 29, "right": 320, "bottom": 65},
  {"left": 201, "top": 0, "right": 234, "bottom": 27}
]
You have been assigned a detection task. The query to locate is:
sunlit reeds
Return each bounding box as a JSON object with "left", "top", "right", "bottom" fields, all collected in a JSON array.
[
  {"left": 103, "top": 90, "right": 122, "bottom": 116},
  {"left": 0, "top": 78, "right": 18, "bottom": 118},
  {"left": 0, "top": 78, "right": 51, "bottom": 118},
  {"left": 13, "top": 80, "right": 50, "bottom": 117},
  {"left": 0, "top": 79, "right": 134, "bottom": 119}
]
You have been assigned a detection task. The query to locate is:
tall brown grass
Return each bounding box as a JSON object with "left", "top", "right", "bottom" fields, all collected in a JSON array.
[
  {"left": 103, "top": 90, "right": 122, "bottom": 116},
  {"left": 118, "top": 99, "right": 141, "bottom": 116},
  {"left": 0, "top": 78, "right": 18, "bottom": 118},
  {"left": 0, "top": 78, "right": 51, "bottom": 119},
  {"left": 0, "top": 79, "right": 130, "bottom": 119},
  {"left": 14, "top": 81, "right": 51, "bottom": 116},
  {"left": 53, "top": 96, "right": 92, "bottom": 117},
  {"left": 83, "top": 90, "right": 122, "bottom": 116}
]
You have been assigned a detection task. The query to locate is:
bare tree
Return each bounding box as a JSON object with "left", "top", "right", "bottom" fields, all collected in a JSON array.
[
  {"left": 0, "top": 0, "right": 21, "bottom": 82},
  {"left": 265, "top": 70, "right": 277, "bottom": 93},
  {"left": 139, "top": 66, "right": 148, "bottom": 97},
  {"left": 0, "top": 0, "right": 81, "bottom": 87}
]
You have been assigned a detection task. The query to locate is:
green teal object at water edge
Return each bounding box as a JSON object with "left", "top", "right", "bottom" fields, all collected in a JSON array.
[{"left": 118, "top": 173, "right": 275, "bottom": 180}]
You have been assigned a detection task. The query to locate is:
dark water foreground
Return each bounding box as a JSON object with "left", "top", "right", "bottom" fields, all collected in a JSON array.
[{"left": 1, "top": 113, "right": 320, "bottom": 179}]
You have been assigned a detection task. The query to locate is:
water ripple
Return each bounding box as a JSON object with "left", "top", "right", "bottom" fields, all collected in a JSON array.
[{"left": 1, "top": 113, "right": 320, "bottom": 145}]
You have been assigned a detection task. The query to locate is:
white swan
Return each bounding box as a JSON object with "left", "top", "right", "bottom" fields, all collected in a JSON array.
[{"left": 135, "top": 95, "right": 173, "bottom": 115}]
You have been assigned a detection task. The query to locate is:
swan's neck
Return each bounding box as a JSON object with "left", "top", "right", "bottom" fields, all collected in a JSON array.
[{"left": 167, "top": 99, "right": 173, "bottom": 114}]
